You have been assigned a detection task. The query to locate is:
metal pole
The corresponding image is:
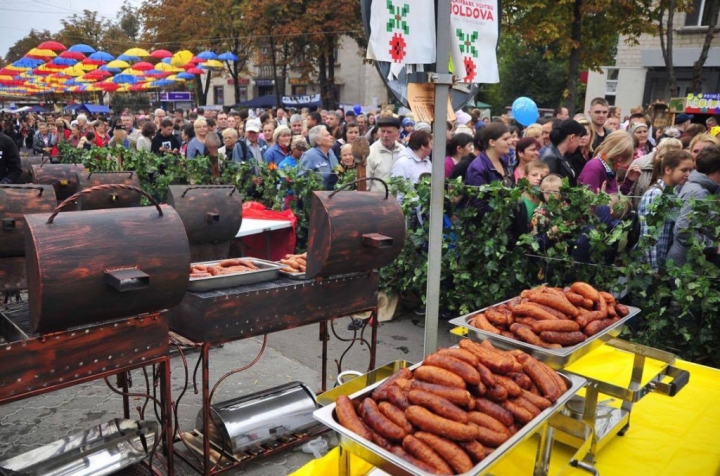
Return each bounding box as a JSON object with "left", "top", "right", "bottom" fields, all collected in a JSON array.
[{"left": 424, "top": 0, "right": 452, "bottom": 356}]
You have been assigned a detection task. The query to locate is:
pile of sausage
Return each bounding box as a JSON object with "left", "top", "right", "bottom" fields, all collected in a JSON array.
[
  {"left": 470, "top": 282, "right": 630, "bottom": 348},
  {"left": 335, "top": 339, "right": 567, "bottom": 475},
  {"left": 189, "top": 259, "right": 259, "bottom": 279},
  {"left": 279, "top": 252, "right": 306, "bottom": 274}
]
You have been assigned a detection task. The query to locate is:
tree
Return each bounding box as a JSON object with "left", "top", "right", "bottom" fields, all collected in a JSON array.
[
  {"left": 57, "top": 9, "right": 138, "bottom": 53},
  {"left": 504, "top": 0, "right": 656, "bottom": 114},
  {"left": 692, "top": 0, "right": 720, "bottom": 93},
  {"left": 4, "top": 29, "right": 56, "bottom": 64}
]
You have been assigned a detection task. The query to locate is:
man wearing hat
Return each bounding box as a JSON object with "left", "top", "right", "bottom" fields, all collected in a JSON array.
[
  {"left": 675, "top": 113, "right": 694, "bottom": 132},
  {"left": 367, "top": 116, "right": 404, "bottom": 191},
  {"left": 243, "top": 120, "right": 268, "bottom": 161}
]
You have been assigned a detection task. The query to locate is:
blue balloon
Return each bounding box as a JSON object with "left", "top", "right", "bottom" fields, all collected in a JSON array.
[
  {"left": 511, "top": 97, "right": 539, "bottom": 126},
  {"left": 353, "top": 104, "right": 362, "bottom": 115}
]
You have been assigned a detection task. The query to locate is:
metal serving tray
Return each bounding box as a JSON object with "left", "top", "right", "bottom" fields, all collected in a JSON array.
[
  {"left": 314, "top": 363, "right": 586, "bottom": 476},
  {"left": 449, "top": 302, "right": 640, "bottom": 369},
  {"left": 278, "top": 269, "right": 307, "bottom": 280},
  {"left": 188, "top": 258, "right": 281, "bottom": 292}
]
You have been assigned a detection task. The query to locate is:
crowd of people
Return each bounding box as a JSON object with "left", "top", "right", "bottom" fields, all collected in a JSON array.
[{"left": 0, "top": 97, "right": 718, "bottom": 275}]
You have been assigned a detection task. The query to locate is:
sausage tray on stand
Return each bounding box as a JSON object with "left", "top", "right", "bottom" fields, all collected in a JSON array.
[
  {"left": 0, "top": 184, "right": 192, "bottom": 476},
  {"left": 450, "top": 300, "right": 690, "bottom": 468},
  {"left": 167, "top": 181, "right": 406, "bottom": 476}
]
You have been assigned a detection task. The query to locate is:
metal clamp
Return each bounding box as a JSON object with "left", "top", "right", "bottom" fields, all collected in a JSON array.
[
  {"left": 335, "top": 370, "right": 362, "bottom": 387},
  {"left": 648, "top": 366, "right": 690, "bottom": 397},
  {"left": 428, "top": 73, "right": 455, "bottom": 85}
]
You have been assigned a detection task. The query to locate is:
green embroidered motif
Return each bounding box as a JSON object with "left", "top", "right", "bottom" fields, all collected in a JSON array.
[
  {"left": 455, "top": 29, "right": 479, "bottom": 58},
  {"left": 386, "top": 2, "right": 410, "bottom": 34}
]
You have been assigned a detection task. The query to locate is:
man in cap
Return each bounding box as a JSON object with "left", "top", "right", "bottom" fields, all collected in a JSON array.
[
  {"left": 675, "top": 113, "right": 694, "bottom": 132},
  {"left": 366, "top": 116, "right": 404, "bottom": 191},
  {"left": 243, "top": 120, "right": 268, "bottom": 161}
]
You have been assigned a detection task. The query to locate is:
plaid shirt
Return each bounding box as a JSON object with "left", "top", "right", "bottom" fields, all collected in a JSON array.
[{"left": 638, "top": 180, "right": 675, "bottom": 272}]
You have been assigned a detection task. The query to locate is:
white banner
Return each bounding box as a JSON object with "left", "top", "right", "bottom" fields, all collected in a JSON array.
[
  {"left": 367, "top": 0, "right": 436, "bottom": 65},
  {"left": 450, "top": 0, "right": 500, "bottom": 84},
  {"left": 282, "top": 94, "right": 321, "bottom": 106}
]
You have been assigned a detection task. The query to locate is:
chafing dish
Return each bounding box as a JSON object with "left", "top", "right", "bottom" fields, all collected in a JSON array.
[{"left": 188, "top": 258, "right": 281, "bottom": 292}]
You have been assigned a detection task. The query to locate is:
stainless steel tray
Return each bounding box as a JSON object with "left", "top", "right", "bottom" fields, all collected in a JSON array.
[
  {"left": 188, "top": 258, "right": 281, "bottom": 292},
  {"left": 314, "top": 362, "right": 586, "bottom": 476},
  {"left": 278, "top": 269, "right": 307, "bottom": 280},
  {"left": 449, "top": 302, "right": 640, "bottom": 369}
]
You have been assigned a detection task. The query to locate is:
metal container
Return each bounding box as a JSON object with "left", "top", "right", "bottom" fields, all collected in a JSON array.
[
  {"left": 305, "top": 189, "right": 405, "bottom": 278},
  {"left": 18, "top": 155, "right": 43, "bottom": 184},
  {"left": 278, "top": 269, "right": 307, "bottom": 281},
  {"left": 76, "top": 171, "right": 142, "bottom": 210},
  {"left": 314, "top": 364, "right": 586, "bottom": 476},
  {"left": 187, "top": 258, "right": 281, "bottom": 292},
  {"left": 0, "top": 184, "right": 57, "bottom": 258},
  {"left": 0, "top": 419, "right": 157, "bottom": 476},
  {"left": 197, "top": 382, "right": 321, "bottom": 454},
  {"left": 23, "top": 185, "right": 190, "bottom": 333},
  {"left": 449, "top": 304, "right": 640, "bottom": 369},
  {"left": 30, "top": 162, "right": 86, "bottom": 203}
]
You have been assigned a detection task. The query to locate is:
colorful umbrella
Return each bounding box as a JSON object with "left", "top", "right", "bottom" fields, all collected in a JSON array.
[
  {"left": 197, "top": 50, "right": 218, "bottom": 60},
  {"left": 59, "top": 51, "right": 86, "bottom": 60},
  {"left": 97, "top": 82, "right": 120, "bottom": 91},
  {"left": 52, "top": 57, "right": 78, "bottom": 66},
  {"left": 82, "top": 58, "right": 107, "bottom": 66},
  {"left": 89, "top": 51, "right": 114, "bottom": 62},
  {"left": 217, "top": 52, "right": 239, "bottom": 61},
  {"left": 38, "top": 41, "right": 67, "bottom": 51},
  {"left": 130, "top": 83, "right": 147, "bottom": 91},
  {"left": 124, "top": 48, "right": 150, "bottom": 57},
  {"left": 117, "top": 54, "right": 140, "bottom": 62},
  {"left": 171, "top": 50, "right": 193, "bottom": 67},
  {"left": 68, "top": 44, "right": 96, "bottom": 54},
  {"left": 14, "top": 58, "right": 43, "bottom": 68},
  {"left": 150, "top": 49, "right": 173, "bottom": 59},
  {"left": 200, "top": 59, "right": 224, "bottom": 69},
  {"left": 113, "top": 74, "right": 138, "bottom": 84},
  {"left": 176, "top": 72, "right": 195, "bottom": 80},
  {"left": 186, "top": 67, "right": 204, "bottom": 75},
  {"left": 26, "top": 48, "right": 57, "bottom": 59},
  {"left": 191, "top": 56, "right": 207, "bottom": 64},
  {"left": 150, "top": 79, "right": 175, "bottom": 87},
  {"left": 132, "top": 62, "right": 154, "bottom": 71},
  {"left": 107, "top": 60, "right": 130, "bottom": 69}
]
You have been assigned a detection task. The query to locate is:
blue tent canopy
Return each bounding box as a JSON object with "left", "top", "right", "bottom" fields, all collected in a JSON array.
[
  {"left": 63, "top": 104, "right": 82, "bottom": 111},
  {"left": 233, "top": 95, "right": 278, "bottom": 109},
  {"left": 29, "top": 106, "right": 48, "bottom": 113},
  {"left": 78, "top": 104, "right": 110, "bottom": 114}
]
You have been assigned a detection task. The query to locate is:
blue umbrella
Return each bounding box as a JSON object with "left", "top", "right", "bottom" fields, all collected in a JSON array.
[
  {"left": 161, "top": 57, "right": 172, "bottom": 64},
  {"left": 197, "top": 50, "right": 218, "bottom": 60},
  {"left": 68, "top": 44, "right": 96, "bottom": 54},
  {"left": 117, "top": 54, "right": 140, "bottom": 62},
  {"left": 177, "top": 72, "right": 195, "bottom": 80},
  {"left": 151, "top": 79, "right": 175, "bottom": 87},
  {"left": 217, "top": 52, "right": 239, "bottom": 61},
  {"left": 89, "top": 51, "right": 114, "bottom": 62},
  {"left": 113, "top": 74, "right": 138, "bottom": 84},
  {"left": 53, "top": 57, "right": 78, "bottom": 66},
  {"left": 14, "top": 58, "right": 43, "bottom": 67},
  {"left": 99, "top": 65, "right": 122, "bottom": 73}
]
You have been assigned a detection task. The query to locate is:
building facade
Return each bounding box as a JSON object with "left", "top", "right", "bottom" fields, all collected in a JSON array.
[
  {"left": 204, "top": 36, "right": 389, "bottom": 109},
  {"left": 585, "top": 0, "right": 720, "bottom": 115}
]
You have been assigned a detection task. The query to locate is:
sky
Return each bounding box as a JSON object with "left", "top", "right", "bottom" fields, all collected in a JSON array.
[{"left": 0, "top": 0, "right": 132, "bottom": 58}]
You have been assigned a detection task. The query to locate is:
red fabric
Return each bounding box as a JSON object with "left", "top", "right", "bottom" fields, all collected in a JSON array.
[{"left": 237, "top": 202, "right": 297, "bottom": 261}]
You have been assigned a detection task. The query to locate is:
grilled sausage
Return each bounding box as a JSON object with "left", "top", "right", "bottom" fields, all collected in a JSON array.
[
  {"left": 527, "top": 292, "right": 579, "bottom": 317},
  {"left": 389, "top": 447, "right": 444, "bottom": 474},
  {"left": 583, "top": 318, "right": 615, "bottom": 336},
  {"left": 520, "top": 388, "right": 552, "bottom": 410},
  {"left": 459, "top": 440, "right": 487, "bottom": 463},
  {"left": 414, "top": 432, "right": 474, "bottom": 473},
  {"left": 531, "top": 319, "right": 580, "bottom": 333},
  {"left": 408, "top": 389, "right": 469, "bottom": 423},
  {"left": 470, "top": 422, "right": 510, "bottom": 448},
  {"left": 509, "top": 372, "right": 533, "bottom": 390},
  {"left": 475, "top": 362, "right": 496, "bottom": 387},
  {"left": 510, "top": 323, "right": 545, "bottom": 347},
  {"left": 414, "top": 366, "right": 467, "bottom": 389},
  {"left": 512, "top": 396, "right": 542, "bottom": 418},
  {"left": 485, "top": 383, "right": 509, "bottom": 402},
  {"left": 410, "top": 380, "right": 474, "bottom": 407},
  {"left": 616, "top": 303, "right": 629, "bottom": 317},
  {"left": 522, "top": 358, "right": 561, "bottom": 402},
  {"left": 361, "top": 398, "right": 407, "bottom": 441},
  {"left": 190, "top": 272, "right": 211, "bottom": 278},
  {"left": 336, "top": 396, "right": 373, "bottom": 441},
  {"left": 437, "top": 348, "right": 479, "bottom": 366},
  {"left": 471, "top": 312, "right": 502, "bottom": 334},
  {"left": 512, "top": 303, "right": 558, "bottom": 321},
  {"left": 424, "top": 354, "right": 481, "bottom": 386},
  {"left": 402, "top": 435, "right": 454, "bottom": 475},
  {"left": 468, "top": 411, "right": 511, "bottom": 437},
  {"left": 458, "top": 340, "right": 515, "bottom": 374},
  {"left": 379, "top": 402, "right": 413, "bottom": 434},
  {"left": 404, "top": 405, "right": 479, "bottom": 441},
  {"left": 371, "top": 368, "right": 412, "bottom": 401},
  {"left": 565, "top": 291, "right": 595, "bottom": 309},
  {"left": 494, "top": 375, "right": 523, "bottom": 397},
  {"left": 474, "top": 397, "right": 514, "bottom": 426},
  {"left": 570, "top": 282, "right": 601, "bottom": 303},
  {"left": 485, "top": 307, "right": 511, "bottom": 326},
  {"left": 386, "top": 385, "right": 411, "bottom": 410},
  {"left": 539, "top": 331, "right": 587, "bottom": 346}
]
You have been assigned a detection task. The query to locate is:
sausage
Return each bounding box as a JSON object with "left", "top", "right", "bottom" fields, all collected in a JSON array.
[
  {"left": 192, "top": 264, "right": 208, "bottom": 271},
  {"left": 389, "top": 447, "right": 444, "bottom": 474},
  {"left": 485, "top": 383, "right": 508, "bottom": 402},
  {"left": 597, "top": 294, "right": 609, "bottom": 319},
  {"left": 336, "top": 396, "right": 373, "bottom": 441},
  {"left": 522, "top": 358, "right": 561, "bottom": 402},
  {"left": 506, "top": 296, "right": 523, "bottom": 311},
  {"left": 507, "top": 424, "right": 520, "bottom": 435},
  {"left": 494, "top": 375, "right": 523, "bottom": 397},
  {"left": 219, "top": 258, "right": 241, "bottom": 267},
  {"left": 512, "top": 396, "right": 542, "bottom": 418},
  {"left": 474, "top": 398, "right": 514, "bottom": 426},
  {"left": 514, "top": 317, "right": 537, "bottom": 327},
  {"left": 509, "top": 372, "right": 533, "bottom": 390},
  {"left": 190, "top": 272, "right": 211, "bottom": 278},
  {"left": 583, "top": 318, "right": 615, "bottom": 336},
  {"left": 509, "top": 323, "right": 545, "bottom": 347},
  {"left": 539, "top": 331, "right": 587, "bottom": 346},
  {"left": 410, "top": 380, "right": 473, "bottom": 407},
  {"left": 402, "top": 435, "right": 454, "bottom": 475},
  {"left": 531, "top": 319, "right": 580, "bottom": 333},
  {"left": 575, "top": 310, "right": 605, "bottom": 328},
  {"left": 414, "top": 432, "right": 474, "bottom": 473},
  {"left": 387, "top": 385, "right": 411, "bottom": 410},
  {"left": 372, "top": 368, "right": 412, "bottom": 401},
  {"left": 468, "top": 411, "right": 511, "bottom": 436},
  {"left": 616, "top": 303, "right": 629, "bottom": 317},
  {"left": 500, "top": 399, "right": 535, "bottom": 424},
  {"left": 408, "top": 389, "right": 469, "bottom": 424},
  {"left": 530, "top": 302, "right": 570, "bottom": 320},
  {"left": 437, "top": 348, "right": 479, "bottom": 367},
  {"left": 485, "top": 307, "right": 510, "bottom": 326},
  {"left": 459, "top": 440, "right": 487, "bottom": 463},
  {"left": 394, "top": 378, "right": 413, "bottom": 392},
  {"left": 414, "top": 366, "right": 467, "bottom": 389},
  {"left": 470, "top": 422, "right": 510, "bottom": 448},
  {"left": 424, "top": 354, "right": 481, "bottom": 386},
  {"left": 458, "top": 340, "right": 515, "bottom": 374},
  {"left": 564, "top": 291, "right": 594, "bottom": 309},
  {"left": 471, "top": 312, "right": 502, "bottom": 334},
  {"left": 379, "top": 402, "right": 413, "bottom": 434},
  {"left": 501, "top": 331, "right": 516, "bottom": 339},
  {"left": 475, "top": 362, "right": 496, "bottom": 387},
  {"left": 512, "top": 303, "right": 558, "bottom": 321},
  {"left": 368, "top": 427, "right": 393, "bottom": 450},
  {"left": 526, "top": 293, "right": 579, "bottom": 317},
  {"left": 361, "top": 398, "right": 407, "bottom": 441},
  {"left": 520, "top": 388, "right": 552, "bottom": 410},
  {"left": 570, "top": 282, "right": 601, "bottom": 303},
  {"left": 404, "top": 405, "right": 479, "bottom": 441},
  {"left": 467, "top": 382, "right": 486, "bottom": 398}
]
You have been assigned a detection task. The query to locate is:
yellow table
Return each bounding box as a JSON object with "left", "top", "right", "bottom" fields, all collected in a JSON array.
[{"left": 294, "top": 345, "right": 720, "bottom": 475}]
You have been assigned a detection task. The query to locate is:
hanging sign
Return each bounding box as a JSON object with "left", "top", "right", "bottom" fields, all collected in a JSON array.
[
  {"left": 367, "top": 0, "right": 436, "bottom": 64},
  {"left": 450, "top": 0, "right": 500, "bottom": 84}
]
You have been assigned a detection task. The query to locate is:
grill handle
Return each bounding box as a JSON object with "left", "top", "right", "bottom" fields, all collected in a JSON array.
[
  {"left": 105, "top": 268, "right": 150, "bottom": 292},
  {"left": 47, "top": 184, "right": 163, "bottom": 224}
]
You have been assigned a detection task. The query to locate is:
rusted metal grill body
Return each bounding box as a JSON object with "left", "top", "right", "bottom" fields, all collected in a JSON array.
[
  {"left": 76, "top": 172, "right": 142, "bottom": 210},
  {"left": 30, "top": 163, "right": 86, "bottom": 203}
]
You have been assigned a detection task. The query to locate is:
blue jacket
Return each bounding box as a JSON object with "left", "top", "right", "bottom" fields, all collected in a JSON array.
[
  {"left": 265, "top": 143, "right": 289, "bottom": 165},
  {"left": 299, "top": 147, "right": 339, "bottom": 190}
]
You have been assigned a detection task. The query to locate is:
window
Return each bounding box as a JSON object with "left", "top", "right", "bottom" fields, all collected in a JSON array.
[
  {"left": 238, "top": 86, "right": 248, "bottom": 103},
  {"left": 213, "top": 86, "right": 224, "bottom": 105},
  {"left": 604, "top": 68, "right": 618, "bottom": 106},
  {"left": 685, "top": 0, "right": 718, "bottom": 27}
]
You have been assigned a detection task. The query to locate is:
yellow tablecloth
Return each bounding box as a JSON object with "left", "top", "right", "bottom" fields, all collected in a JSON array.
[{"left": 294, "top": 344, "right": 720, "bottom": 475}]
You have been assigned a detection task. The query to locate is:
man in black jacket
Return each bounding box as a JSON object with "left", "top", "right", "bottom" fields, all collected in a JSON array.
[{"left": 0, "top": 130, "right": 21, "bottom": 184}]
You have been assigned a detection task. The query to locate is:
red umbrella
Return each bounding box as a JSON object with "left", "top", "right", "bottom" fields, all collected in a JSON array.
[
  {"left": 132, "top": 61, "right": 154, "bottom": 71},
  {"left": 97, "top": 82, "right": 120, "bottom": 91},
  {"left": 59, "top": 51, "right": 86, "bottom": 60},
  {"left": 150, "top": 49, "right": 173, "bottom": 59},
  {"left": 187, "top": 68, "right": 204, "bottom": 75},
  {"left": 84, "top": 70, "right": 111, "bottom": 80},
  {"left": 43, "top": 62, "right": 67, "bottom": 70},
  {"left": 0, "top": 80, "right": 26, "bottom": 86},
  {"left": 191, "top": 56, "right": 206, "bottom": 63},
  {"left": 82, "top": 58, "right": 107, "bottom": 66},
  {"left": 130, "top": 84, "right": 146, "bottom": 91},
  {"left": 31, "top": 68, "right": 54, "bottom": 75},
  {"left": 38, "top": 41, "right": 66, "bottom": 51},
  {"left": 181, "top": 63, "right": 196, "bottom": 70}
]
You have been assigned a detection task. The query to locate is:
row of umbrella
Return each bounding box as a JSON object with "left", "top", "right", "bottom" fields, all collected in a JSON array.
[{"left": 0, "top": 41, "right": 240, "bottom": 96}]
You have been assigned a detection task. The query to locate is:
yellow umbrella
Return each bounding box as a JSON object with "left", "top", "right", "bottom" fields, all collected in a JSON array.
[
  {"left": 63, "top": 63, "right": 86, "bottom": 77},
  {"left": 26, "top": 48, "right": 57, "bottom": 57},
  {"left": 155, "top": 63, "right": 184, "bottom": 72},
  {"left": 117, "top": 84, "right": 131, "bottom": 92},
  {"left": 5, "top": 65, "right": 28, "bottom": 71},
  {"left": 0, "top": 75, "right": 14, "bottom": 81},
  {"left": 202, "top": 59, "right": 223, "bottom": 69},
  {"left": 81, "top": 63, "right": 98, "bottom": 71},
  {"left": 167, "top": 74, "right": 185, "bottom": 82},
  {"left": 124, "top": 48, "right": 150, "bottom": 57},
  {"left": 107, "top": 60, "right": 130, "bottom": 69},
  {"left": 121, "top": 67, "right": 144, "bottom": 76},
  {"left": 171, "top": 50, "right": 193, "bottom": 67}
]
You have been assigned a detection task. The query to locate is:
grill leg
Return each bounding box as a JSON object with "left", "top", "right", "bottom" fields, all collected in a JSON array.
[
  {"left": 320, "top": 321, "right": 328, "bottom": 392},
  {"left": 160, "top": 359, "right": 174, "bottom": 475},
  {"left": 202, "top": 343, "right": 211, "bottom": 476},
  {"left": 369, "top": 308, "right": 378, "bottom": 372}
]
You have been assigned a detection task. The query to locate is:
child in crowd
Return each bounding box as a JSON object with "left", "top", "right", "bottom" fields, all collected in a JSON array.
[
  {"left": 531, "top": 174, "right": 566, "bottom": 251},
  {"left": 400, "top": 118, "right": 414, "bottom": 144},
  {"left": 338, "top": 143, "right": 355, "bottom": 173}
]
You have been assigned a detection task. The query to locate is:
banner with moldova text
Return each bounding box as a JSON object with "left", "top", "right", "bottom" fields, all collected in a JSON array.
[
  {"left": 450, "top": 0, "right": 499, "bottom": 84},
  {"left": 367, "top": 0, "right": 436, "bottom": 64}
]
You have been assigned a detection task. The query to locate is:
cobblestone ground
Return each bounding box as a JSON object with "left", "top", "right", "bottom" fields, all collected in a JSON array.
[{"left": 0, "top": 313, "right": 457, "bottom": 475}]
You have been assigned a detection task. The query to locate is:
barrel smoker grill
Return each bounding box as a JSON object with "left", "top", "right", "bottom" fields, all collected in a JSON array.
[{"left": 0, "top": 185, "right": 192, "bottom": 475}]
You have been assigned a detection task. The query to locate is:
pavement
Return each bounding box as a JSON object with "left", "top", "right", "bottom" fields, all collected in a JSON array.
[{"left": 0, "top": 309, "right": 458, "bottom": 475}]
